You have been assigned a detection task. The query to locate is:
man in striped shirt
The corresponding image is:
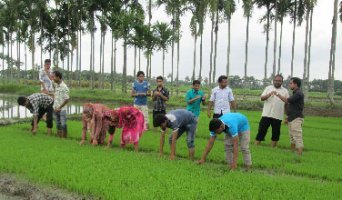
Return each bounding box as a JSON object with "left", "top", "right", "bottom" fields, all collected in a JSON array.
[{"left": 17, "top": 93, "right": 54, "bottom": 135}]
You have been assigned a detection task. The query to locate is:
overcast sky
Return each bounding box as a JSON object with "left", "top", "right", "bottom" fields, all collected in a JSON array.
[{"left": 12, "top": 0, "right": 342, "bottom": 81}]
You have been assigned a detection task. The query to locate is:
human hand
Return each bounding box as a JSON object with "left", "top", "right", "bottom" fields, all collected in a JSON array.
[
  {"left": 54, "top": 108, "right": 61, "bottom": 112},
  {"left": 197, "top": 159, "right": 205, "bottom": 165},
  {"left": 31, "top": 127, "right": 37, "bottom": 135},
  {"left": 202, "top": 95, "right": 207, "bottom": 101},
  {"left": 230, "top": 163, "right": 237, "bottom": 170}
]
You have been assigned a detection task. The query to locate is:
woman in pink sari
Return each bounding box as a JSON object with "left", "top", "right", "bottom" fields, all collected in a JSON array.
[
  {"left": 117, "top": 106, "right": 145, "bottom": 151},
  {"left": 80, "top": 103, "right": 114, "bottom": 145}
]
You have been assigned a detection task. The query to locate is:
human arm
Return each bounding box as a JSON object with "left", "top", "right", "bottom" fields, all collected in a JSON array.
[
  {"left": 170, "top": 130, "right": 178, "bottom": 160},
  {"left": 80, "top": 116, "right": 88, "bottom": 145},
  {"left": 230, "top": 100, "right": 236, "bottom": 112},
  {"left": 92, "top": 113, "right": 103, "bottom": 145},
  {"left": 261, "top": 91, "right": 277, "bottom": 101},
  {"left": 159, "top": 130, "right": 166, "bottom": 156},
  {"left": 198, "top": 136, "right": 216, "bottom": 164},
  {"left": 207, "top": 101, "right": 213, "bottom": 118},
  {"left": 201, "top": 95, "right": 207, "bottom": 105},
  {"left": 54, "top": 99, "right": 69, "bottom": 112},
  {"left": 230, "top": 136, "right": 239, "bottom": 170},
  {"left": 31, "top": 116, "right": 38, "bottom": 134}
]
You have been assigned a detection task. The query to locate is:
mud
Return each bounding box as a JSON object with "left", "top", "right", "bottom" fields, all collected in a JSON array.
[{"left": 0, "top": 175, "right": 94, "bottom": 200}]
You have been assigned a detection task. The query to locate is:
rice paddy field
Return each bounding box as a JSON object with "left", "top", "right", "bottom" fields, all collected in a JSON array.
[{"left": 0, "top": 111, "right": 341, "bottom": 199}]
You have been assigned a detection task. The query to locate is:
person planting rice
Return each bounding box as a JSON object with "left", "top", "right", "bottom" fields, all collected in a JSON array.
[
  {"left": 17, "top": 93, "right": 54, "bottom": 135},
  {"left": 114, "top": 106, "right": 145, "bottom": 151},
  {"left": 153, "top": 109, "right": 198, "bottom": 160},
  {"left": 80, "top": 103, "right": 114, "bottom": 145},
  {"left": 198, "top": 112, "right": 252, "bottom": 170}
]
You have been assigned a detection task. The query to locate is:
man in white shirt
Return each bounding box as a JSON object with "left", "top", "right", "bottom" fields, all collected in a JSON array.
[
  {"left": 207, "top": 75, "right": 236, "bottom": 118},
  {"left": 52, "top": 71, "right": 69, "bottom": 138},
  {"left": 255, "top": 74, "right": 289, "bottom": 147}
]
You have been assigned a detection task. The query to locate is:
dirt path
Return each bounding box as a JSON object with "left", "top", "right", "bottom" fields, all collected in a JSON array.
[{"left": 0, "top": 175, "right": 94, "bottom": 200}]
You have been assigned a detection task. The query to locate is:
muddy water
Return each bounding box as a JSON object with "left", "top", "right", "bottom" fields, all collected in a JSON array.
[{"left": 0, "top": 94, "right": 83, "bottom": 119}]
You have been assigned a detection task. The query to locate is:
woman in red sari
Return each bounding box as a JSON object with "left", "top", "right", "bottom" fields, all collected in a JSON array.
[
  {"left": 80, "top": 103, "right": 114, "bottom": 145},
  {"left": 116, "top": 106, "right": 145, "bottom": 151}
]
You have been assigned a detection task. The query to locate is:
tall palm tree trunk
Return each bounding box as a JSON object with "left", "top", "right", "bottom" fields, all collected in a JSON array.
[
  {"left": 263, "top": 9, "right": 270, "bottom": 85},
  {"left": 31, "top": 33, "right": 36, "bottom": 79},
  {"left": 209, "top": 14, "right": 214, "bottom": 85},
  {"left": 302, "top": 9, "right": 310, "bottom": 98},
  {"left": 277, "top": 19, "right": 283, "bottom": 74},
  {"left": 198, "top": 31, "right": 203, "bottom": 80},
  {"left": 176, "top": 30, "right": 180, "bottom": 96},
  {"left": 79, "top": 30, "right": 82, "bottom": 87},
  {"left": 114, "top": 38, "right": 117, "bottom": 91},
  {"left": 192, "top": 30, "right": 197, "bottom": 81},
  {"left": 272, "top": 0, "right": 278, "bottom": 77},
  {"left": 162, "top": 49, "right": 165, "bottom": 78},
  {"left": 122, "top": 38, "right": 127, "bottom": 93},
  {"left": 134, "top": 45, "right": 137, "bottom": 78},
  {"left": 244, "top": 15, "right": 250, "bottom": 79},
  {"left": 307, "top": 7, "right": 314, "bottom": 95},
  {"left": 290, "top": 0, "right": 297, "bottom": 77},
  {"left": 110, "top": 34, "right": 114, "bottom": 91},
  {"left": 227, "top": 18, "right": 231, "bottom": 77},
  {"left": 213, "top": 11, "right": 219, "bottom": 83},
  {"left": 327, "top": 0, "right": 338, "bottom": 105},
  {"left": 99, "top": 31, "right": 103, "bottom": 88}
]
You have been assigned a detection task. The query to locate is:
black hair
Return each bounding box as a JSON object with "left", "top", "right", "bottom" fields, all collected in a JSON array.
[
  {"left": 44, "top": 59, "right": 51, "bottom": 64},
  {"left": 218, "top": 75, "right": 228, "bottom": 83},
  {"left": 137, "top": 71, "right": 145, "bottom": 77},
  {"left": 17, "top": 96, "right": 27, "bottom": 106},
  {"left": 291, "top": 77, "right": 301, "bottom": 88},
  {"left": 209, "top": 118, "right": 223, "bottom": 132},
  {"left": 192, "top": 80, "right": 201, "bottom": 85},
  {"left": 53, "top": 70, "right": 63, "bottom": 79},
  {"left": 153, "top": 114, "right": 168, "bottom": 127},
  {"left": 274, "top": 74, "right": 284, "bottom": 81},
  {"left": 156, "top": 76, "right": 164, "bottom": 81}
]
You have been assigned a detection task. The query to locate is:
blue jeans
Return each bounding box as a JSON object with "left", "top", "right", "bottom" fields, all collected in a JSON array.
[
  {"left": 169, "top": 119, "right": 198, "bottom": 149},
  {"left": 54, "top": 110, "right": 67, "bottom": 131}
]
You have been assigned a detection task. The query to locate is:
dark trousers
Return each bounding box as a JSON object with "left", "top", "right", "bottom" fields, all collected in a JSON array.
[
  {"left": 255, "top": 117, "right": 282, "bottom": 141},
  {"left": 153, "top": 110, "right": 166, "bottom": 123},
  {"left": 31, "top": 103, "right": 54, "bottom": 129}
]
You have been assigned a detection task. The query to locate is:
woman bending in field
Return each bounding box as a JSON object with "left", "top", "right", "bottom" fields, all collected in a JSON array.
[
  {"left": 80, "top": 103, "right": 117, "bottom": 145},
  {"left": 114, "top": 106, "right": 145, "bottom": 151}
]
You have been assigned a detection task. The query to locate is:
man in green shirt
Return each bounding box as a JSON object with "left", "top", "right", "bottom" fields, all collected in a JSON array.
[{"left": 185, "top": 80, "right": 206, "bottom": 119}]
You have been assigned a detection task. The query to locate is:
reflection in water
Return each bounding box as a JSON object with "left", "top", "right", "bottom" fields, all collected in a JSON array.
[{"left": 0, "top": 99, "right": 83, "bottom": 119}]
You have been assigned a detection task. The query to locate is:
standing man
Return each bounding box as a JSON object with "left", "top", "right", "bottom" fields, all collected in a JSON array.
[
  {"left": 153, "top": 109, "right": 197, "bottom": 160},
  {"left": 39, "top": 59, "right": 54, "bottom": 95},
  {"left": 275, "top": 77, "right": 304, "bottom": 156},
  {"left": 17, "top": 93, "right": 54, "bottom": 135},
  {"left": 131, "top": 71, "right": 150, "bottom": 130},
  {"left": 255, "top": 74, "right": 289, "bottom": 147},
  {"left": 207, "top": 75, "right": 236, "bottom": 118},
  {"left": 52, "top": 71, "right": 69, "bottom": 138},
  {"left": 198, "top": 112, "right": 252, "bottom": 170},
  {"left": 152, "top": 76, "right": 169, "bottom": 124},
  {"left": 185, "top": 80, "right": 206, "bottom": 119}
]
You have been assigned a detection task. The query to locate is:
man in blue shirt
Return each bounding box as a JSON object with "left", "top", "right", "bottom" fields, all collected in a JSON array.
[
  {"left": 198, "top": 112, "right": 252, "bottom": 170},
  {"left": 185, "top": 80, "right": 206, "bottom": 119},
  {"left": 153, "top": 109, "right": 198, "bottom": 160},
  {"left": 131, "top": 71, "right": 151, "bottom": 129}
]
